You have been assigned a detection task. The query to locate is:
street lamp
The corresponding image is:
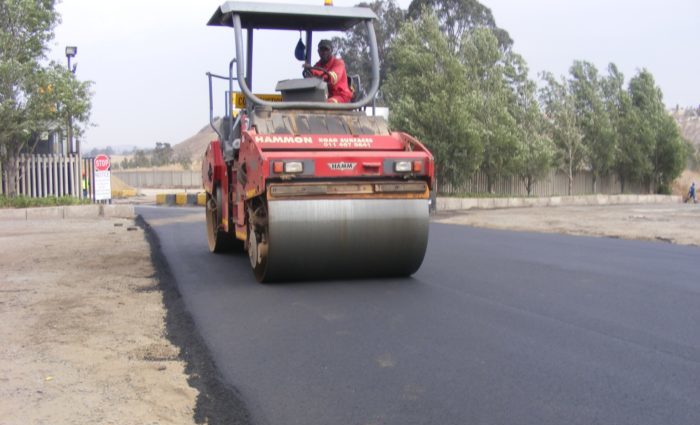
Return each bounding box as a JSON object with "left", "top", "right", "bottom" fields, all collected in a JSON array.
[
  {"left": 65, "top": 46, "right": 77, "bottom": 154},
  {"left": 65, "top": 46, "right": 77, "bottom": 72}
]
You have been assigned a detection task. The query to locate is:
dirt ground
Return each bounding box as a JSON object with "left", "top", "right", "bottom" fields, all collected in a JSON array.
[
  {"left": 434, "top": 202, "right": 700, "bottom": 247},
  {"left": 0, "top": 216, "right": 247, "bottom": 425},
  {"left": 0, "top": 200, "right": 698, "bottom": 424}
]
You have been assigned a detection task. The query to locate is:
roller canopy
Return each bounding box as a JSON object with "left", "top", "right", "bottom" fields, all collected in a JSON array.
[{"left": 208, "top": 1, "right": 377, "bottom": 30}]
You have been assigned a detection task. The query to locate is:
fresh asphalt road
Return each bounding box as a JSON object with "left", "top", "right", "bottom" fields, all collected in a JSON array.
[{"left": 138, "top": 206, "right": 700, "bottom": 425}]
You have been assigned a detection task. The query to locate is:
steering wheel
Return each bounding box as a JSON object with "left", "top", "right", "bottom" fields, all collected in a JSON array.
[{"left": 303, "top": 66, "right": 331, "bottom": 80}]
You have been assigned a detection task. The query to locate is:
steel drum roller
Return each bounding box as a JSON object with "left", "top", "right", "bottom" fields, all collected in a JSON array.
[{"left": 260, "top": 198, "right": 429, "bottom": 281}]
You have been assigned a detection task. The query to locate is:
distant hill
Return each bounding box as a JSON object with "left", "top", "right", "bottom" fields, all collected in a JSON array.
[
  {"left": 172, "top": 119, "right": 220, "bottom": 163},
  {"left": 671, "top": 107, "right": 700, "bottom": 148}
]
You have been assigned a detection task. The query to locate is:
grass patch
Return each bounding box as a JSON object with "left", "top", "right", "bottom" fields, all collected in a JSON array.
[{"left": 0, "top": 195, "right": 90, "bottom": 209}]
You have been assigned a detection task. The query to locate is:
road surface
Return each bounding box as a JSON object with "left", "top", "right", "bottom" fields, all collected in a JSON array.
[{"left": 138, "top": 206, "right": 700, "bottom": 425}]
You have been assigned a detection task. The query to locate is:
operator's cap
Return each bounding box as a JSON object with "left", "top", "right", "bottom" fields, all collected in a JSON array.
[{"left": 318, "top": 39, "right": 333, "bottom": 51}]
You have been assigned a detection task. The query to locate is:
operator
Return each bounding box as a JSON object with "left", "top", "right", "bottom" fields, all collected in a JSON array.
[{"left": 302, "top": 39, "right": 352, "bottom": 103}]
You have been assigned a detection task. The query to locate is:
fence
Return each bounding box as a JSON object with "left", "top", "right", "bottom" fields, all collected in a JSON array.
[
  {"left": 112, "top": 168, "right": 653, "bottom": 196},
  {"left": 0, "top": 154, "right": 82, "bottom": 197},
  {"left": 439, "top": 169, "right": 652, "bottom": 196},
  {"left": 2, "top": 156, "right": 656, "bottom": 197},
  {"left": 112, "top": 170, "right": 201, "bottom": 188}
]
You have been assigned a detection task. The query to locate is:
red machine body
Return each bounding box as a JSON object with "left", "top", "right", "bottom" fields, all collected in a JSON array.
[{"left": 203, "top": 128, "right": 435, "bottom": 240}]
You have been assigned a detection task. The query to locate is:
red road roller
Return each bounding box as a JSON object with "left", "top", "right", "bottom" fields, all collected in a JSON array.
[{"left": 202, "top": 1, "right": 434, "bottom": 282}]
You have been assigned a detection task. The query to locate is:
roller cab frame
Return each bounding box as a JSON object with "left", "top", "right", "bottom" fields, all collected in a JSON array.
[{"left": 202, "top": 1, "right": 435, "bottom": 282}]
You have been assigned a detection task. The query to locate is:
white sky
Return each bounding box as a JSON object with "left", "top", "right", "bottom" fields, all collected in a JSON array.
[{"left": 49, "top": 0, "right": 700, "bottom": 150}]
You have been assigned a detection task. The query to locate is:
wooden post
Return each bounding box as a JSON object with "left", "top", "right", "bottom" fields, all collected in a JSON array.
[
  {"left": 16, "top": 157, "right": 21, "bottom": 195},
  {"left": 39, "top": 155, "right": 45, "bottom": 197},
  {"left": 55, "top": 156, "right": 60, "bottom": 197},
  {"left": 58, "top": 156, "right": 64, "bottom": 196},
  {"left": 28, "top": 155, "right": 34, "bottom": 197},
  {"left": 63, "top": 155, "right": 69, "bottom": 196},
  {"left": 48, "top": 155, "right": 54, "bottom": 196}
]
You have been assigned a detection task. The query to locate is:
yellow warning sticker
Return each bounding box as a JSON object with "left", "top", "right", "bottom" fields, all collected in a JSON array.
[{"left": 231, "top": 92, "right": 283, "bottom": 109}]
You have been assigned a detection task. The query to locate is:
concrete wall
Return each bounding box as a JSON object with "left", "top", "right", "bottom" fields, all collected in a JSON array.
[{"left": 113, "top": 170, "right": 201, "bottom": 189}]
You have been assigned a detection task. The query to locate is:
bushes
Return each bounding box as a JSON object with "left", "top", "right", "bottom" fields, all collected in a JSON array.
[{"left": 0, "top": 195, "right": 90, "bottom": 209}]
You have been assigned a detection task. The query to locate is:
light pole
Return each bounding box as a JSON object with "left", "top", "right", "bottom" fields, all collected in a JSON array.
[{"left": 65, "top": 46, "right": 77, "bottom": 155}]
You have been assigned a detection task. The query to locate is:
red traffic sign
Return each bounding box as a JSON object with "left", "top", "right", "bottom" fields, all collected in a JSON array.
[{"left": 94, "top": 154, "right": 110, "bottom": 171}]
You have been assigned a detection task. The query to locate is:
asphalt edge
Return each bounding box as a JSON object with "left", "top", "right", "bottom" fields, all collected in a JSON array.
[{"left": 135, "top": 214, "right": 254, "bottom": 425}]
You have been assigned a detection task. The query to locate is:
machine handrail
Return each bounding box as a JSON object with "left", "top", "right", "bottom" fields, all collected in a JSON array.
[
  {"left": 206, "top": 72, "right": 223, "bottom": 141},
  {"left": 207, "top": 61, "right": 242, "bottom": 142}
]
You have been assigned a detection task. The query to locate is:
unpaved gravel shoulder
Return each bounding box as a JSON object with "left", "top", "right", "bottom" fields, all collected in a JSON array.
[
  {"left": 434, "top": 203, "right": 700, "bottom": 247},
  {"left": 0, "top": 216, "right": 250, "bottom": 425}
]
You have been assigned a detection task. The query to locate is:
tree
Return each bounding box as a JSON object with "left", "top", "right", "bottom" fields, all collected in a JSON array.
[
  {"left": 540, "top": 72, "right": 585, "bottom": 195},
  {"left": 177, "top": 153, "right": 192, "bottom": 170},
  {"left": 407, "top": 0, "right": 512, "bottom": 50},
  {"left": 626, "top": 70, "right": 686, "bottom": 193},
  {"left": 152, "top": 142, "right": 174, "bottom": 166},
  {"left": 601, "top": 64, "right": 637, "bottom": 192},
  {"left": 653, "top": 115, "right": 688, "bottom": 193},
  {"left": 569, "top": 61, "right": 614, "bottom": 193},
  {"left": 119, "top": 149, "right": 150, "bottom": 169},
  {"left": 30, "top": 63, "right": 92, "bottom": 144},
  {"left": 0, "top": 0, "right": 92, "bottom": 196},
  {"left": 384, "top": 12, "right": 482, "bottom": 188},
  {"left": 1, "top": 0, "right": 58, "bottom": 195},
  {"left": 333, "top": 0, "right": 405, "bottom": 101},
  {"left": 459, "top": 27, "right": 518, "bottom": 193},
  {"left": 626, "top": 70, "right": 666, "bottom": 192},
  {"left": 508, "top": 56, "right": 553, "bottom": 196}
]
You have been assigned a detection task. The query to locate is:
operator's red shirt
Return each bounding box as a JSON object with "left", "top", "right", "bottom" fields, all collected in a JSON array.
[{"left": 310, "top": 56, "right": 353, "bottom": 103}]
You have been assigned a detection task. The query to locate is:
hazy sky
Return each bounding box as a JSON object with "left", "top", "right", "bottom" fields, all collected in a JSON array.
[{"left": 48, "top": 0, "right": 700, "bottom": 150}]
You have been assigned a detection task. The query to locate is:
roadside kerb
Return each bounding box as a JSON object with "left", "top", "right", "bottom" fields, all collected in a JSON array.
[
  {"left": 150, "top": 192, "right": 682, "bottom": 210},
  {"left": 0, "top": 205, "right": 135, "bottom": 220},
  {"left": 155, "top": 192, "right": 206, "bottom": 206},
  {"left": 175, "top": 193, "right": 187, "bottom": 206},
  {"left": 64, "top": 204, "right": 101, "bottom": 218}
]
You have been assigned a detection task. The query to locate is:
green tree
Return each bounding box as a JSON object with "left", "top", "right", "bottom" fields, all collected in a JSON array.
[
  {"left": 569, "top": 61, "right": 614, "bottom": 193},
  {"left": 626, "top": 70, "right": 687, "bottom": 193},
  {"left": 333, "top": 0, "right": 405, "bottom": 96},
  {"left": 152, "top": 142, "right": 174, "bottom": 166},
  {"left": 508, "top": 57, "right": 553, "bottom": 196},
  {"left": 177, "top": 153, "right": 192, "bottom": 170},
  {"left": 0, "top": 0, "right": 92, "bottom": 195},
  {"left": 459, "top": 27, "right": 518, "bottom": 193},
  {"left": 30, "top": 63, "right": 92, "bottom": 142},
  {"left": 653, "top": 115, "right": 688, "bottom": 193},
  {"left": 540, "top": 72, "right": 585, "bottom": 195},
  {"left": 626, "top": 70, "right": 665, "bottom": 192},
  {"left": 384, "top": 12, "right": 482, "bottom": 188},
  {"left": 1, "top": 0, "right": 58, "bottom": 194},
  {"left": 407, "top": 0, "right": 512, "bottom": 50},
  {"left": 601, "top": 64, "right": 637, "bottom": 192},
  {"left": 131, "top": 149, "right": 150, "bottom": 168}
]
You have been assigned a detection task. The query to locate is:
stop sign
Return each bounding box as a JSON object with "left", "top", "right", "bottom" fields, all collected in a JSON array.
[{"left": 94, "top": 154, "right": 110, "bottom": 171}]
